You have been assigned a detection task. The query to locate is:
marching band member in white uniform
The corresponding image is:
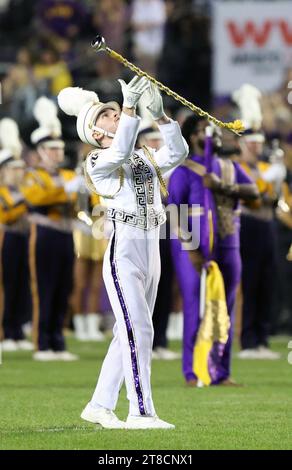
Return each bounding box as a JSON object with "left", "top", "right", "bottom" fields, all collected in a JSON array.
[{"left": 58, "top": 76, "right": 188, "bottom": 429}]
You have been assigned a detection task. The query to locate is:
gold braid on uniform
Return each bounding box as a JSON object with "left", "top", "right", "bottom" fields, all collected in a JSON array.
[
  {"left": 83, "top": 156, "right": 124, "bottom": 199},
  {"left": 84, "top": 147, "right": 168, "bottom": 199},
  {"left": 142, "top": 145, "right": 169, "bottom": 198}
]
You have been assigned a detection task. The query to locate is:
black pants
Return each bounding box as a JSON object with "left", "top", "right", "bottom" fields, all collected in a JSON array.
[
  {"left": 240, "top": 215, "right": 276, "bottom": 349},
  {"left": 1, "top": 231, "right": 30, "bottom": 340},
  {"left": 275, "top": 221, "right": 292, "bottom": 333},
  {"left": 152, "top": 234, "right": 173, "bottom": 349},
  {"left": 29, "top": 224, "right": 74, "bottom": 351}
]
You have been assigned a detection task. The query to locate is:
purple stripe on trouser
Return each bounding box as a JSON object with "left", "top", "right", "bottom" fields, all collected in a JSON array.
[{"left": 109, "top": 223, "right": 146, "bottom": 415}]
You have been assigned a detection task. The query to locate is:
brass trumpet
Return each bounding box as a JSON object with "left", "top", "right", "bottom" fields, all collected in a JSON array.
[{"left": 91, "top": 35, "right": 244, "bottom": 136}]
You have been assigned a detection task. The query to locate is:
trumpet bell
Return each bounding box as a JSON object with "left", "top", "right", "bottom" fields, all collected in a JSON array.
[{"left": 91, "top": 35, "right": 107, "bottom": 52}]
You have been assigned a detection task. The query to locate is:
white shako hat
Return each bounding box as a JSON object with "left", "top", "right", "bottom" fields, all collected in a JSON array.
[
  {"left": 31, "top": 97, "right": 64, "bottom": 149},
  {"left": 233, "top": 84, "right": 265, "bottom": 143},
  {"left": 0, "top": 118, "right": 24, "bottom": 168},
  {"left": 138, "top": 118, "right": 161, "bottom": 141},
  {"left": 57, "top": 87, "right": 120, "bottom": 147}
]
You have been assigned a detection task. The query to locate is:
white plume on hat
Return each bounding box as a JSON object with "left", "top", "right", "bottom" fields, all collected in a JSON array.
[
  {"left": 0, "top": 118, "right": 22, "bottom": 160},
  {"left": 57, "top": 87, "right": 99, "bottom": 117},
  {"left": 31, "top": 96, "right": 62, "bottom": 146},
  {"left": 57, "top": 86, "right": 120, "bottom": 146},
  {"left": 233, "top": 84, "right": 263, "bottom": 131}
]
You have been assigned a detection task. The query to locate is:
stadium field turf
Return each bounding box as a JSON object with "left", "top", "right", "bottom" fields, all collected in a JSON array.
[{"left": 0, "top": 337, "right": 291, "bottom": 450}]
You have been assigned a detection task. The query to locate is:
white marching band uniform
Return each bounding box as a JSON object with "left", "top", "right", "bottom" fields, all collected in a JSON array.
[
  {"left": 58, "top": 77, "right": 188, "bottom": 428},
  {"left": 86, "top": 112, "right": 188, "bottom": 417}
]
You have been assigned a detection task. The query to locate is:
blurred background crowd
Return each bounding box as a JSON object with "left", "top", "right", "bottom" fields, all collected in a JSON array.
[
  {"left": 0, "top": 0, "right": 213, "bottom": 145},
  {"left": 0, "top": 0, "right": 292, "bottom": 359}
]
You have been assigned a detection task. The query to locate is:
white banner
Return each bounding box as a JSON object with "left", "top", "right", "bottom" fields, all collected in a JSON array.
[{"left": 212, "top": 1, "right": 292, "bottom": 96}]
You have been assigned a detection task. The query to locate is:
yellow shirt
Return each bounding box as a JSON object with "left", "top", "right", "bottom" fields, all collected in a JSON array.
[
  {"left": 0, "top": 186, "right": 27, "bottom": 225},
  {"left": 33, "top": 61, "right": 73, "bottom": 96},
  {"left": 240, "top": 161, "right": 275, "bottom": 197},
  {"left": 21, "top": 168, "right": 77, "bottom": 222}
]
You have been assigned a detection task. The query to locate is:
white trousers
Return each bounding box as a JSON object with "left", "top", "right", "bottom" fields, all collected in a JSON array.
[{"left": 90, "top": 221, "right": 161, "bottom": 416}]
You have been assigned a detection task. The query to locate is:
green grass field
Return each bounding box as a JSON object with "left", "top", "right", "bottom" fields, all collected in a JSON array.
[{"left": 0, "top": 337, "right": 291, "bottom": 450}]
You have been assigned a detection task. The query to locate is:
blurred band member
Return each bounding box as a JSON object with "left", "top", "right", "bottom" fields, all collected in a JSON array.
[
  {"left": 168, "top": 115, "right": 258, "bottom": 385},
  {"left": 234, "top": 84, "right": 281, "bottom": 359},
  {"left": 0, "top": 118, "right": 32, "bottom": 352},
  {"left": 71, "top": 149, "right": 107, "bottom": 341},
  {"left": 22, "top": 97, "right": 83, "bottom": 361}
]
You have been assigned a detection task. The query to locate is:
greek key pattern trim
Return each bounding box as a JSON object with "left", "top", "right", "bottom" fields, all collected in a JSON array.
[
  {"left": 130, "top": 153, "right": 154, "bottom": 214},
  {"left": 106, "top": 207, "right": 166, "bottom": 230}
]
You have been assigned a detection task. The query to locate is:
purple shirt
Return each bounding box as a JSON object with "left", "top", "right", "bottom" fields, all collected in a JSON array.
[
  {"left": 168, "top": 154, "right": 253, "bottom": 249},
  {"left": 37, "top": 0, "right": 87, "bottom": 37}
]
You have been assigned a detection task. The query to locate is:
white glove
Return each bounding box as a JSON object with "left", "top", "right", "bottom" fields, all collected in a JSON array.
[
  {"left": 205, "top": 126, "right": 213, "bottom": 137},
  {"left": 206, "top": 123, "right": 222, "bottom": 138},
  {"left": 64, "top": 175, "right": 85, "bottom": 194},
  {"left": 118, "top": 75, "right": 149, "bottom": 109},
  {"left": 143, "top": 82, "right": 165, "bottom": 120}
]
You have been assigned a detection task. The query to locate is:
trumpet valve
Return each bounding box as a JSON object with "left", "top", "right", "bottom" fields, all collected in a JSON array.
[{"left": 91, "top": 35, "right": 107, "bottom": 53}]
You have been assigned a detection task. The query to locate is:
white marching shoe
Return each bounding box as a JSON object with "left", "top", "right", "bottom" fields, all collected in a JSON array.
[
  {"left": 237, "top": 347, "right": 281, "bottom": 360},
  {"left": 86, "top": 313, "right": 105, "bottom": 342},
  {"left": 81, "top": 403, "right": 125, "bottom": 429},
  {"left": 152, "top": 347, "right": 181, "bottom": 360},
  {"left": 33, "top": 350, "right": 57, "bottom": 361},
  {"left": 75, "top": 332, "right": 89, "bottom": 341},
  {"left": 87, "top": 329, "right": 105, "bottom": 342},
  {"left": 73, "top": 314, "right": 89, "bottom": 341},
  {"left": 17, "top": 340, "right": 34, "bottom": 351},
  {"left": 1, "top": 339, "right": 19, "bottom": 351},
  {"left": 237, "top": 348, "right": 260, "bottom": 359},
  {"left": 125, "top": 415, "right": 175, "bottom": 430},
  {"left": 257, "top": 346, "right": 281, "bottom": 360},
  {"left": 54, "top": 351, "right": 79, "bottom": 361}
]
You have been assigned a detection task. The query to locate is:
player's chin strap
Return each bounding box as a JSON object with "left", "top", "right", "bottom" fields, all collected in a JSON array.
[{"left": 91, "top": 125, "right": 115, "bottom": 139}]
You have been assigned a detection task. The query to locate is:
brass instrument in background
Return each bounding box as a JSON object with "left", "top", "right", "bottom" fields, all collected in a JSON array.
[
  {"left": 91, "top": 35, "right": 244, "bottom": 136},
  {"left": 74, "top": 156, "right": 108, "bottom": 261}
]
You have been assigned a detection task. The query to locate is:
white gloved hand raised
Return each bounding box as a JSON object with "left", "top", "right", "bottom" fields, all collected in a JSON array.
[
  {"left": 206, "top": 123, "right": 222, "bottom": 138},
  {"left": 64, "top": 175, "right": 86, "bottom": 194},
  {"left": 118, "top": 75, "right": 149, "bottom": 109},
  {"left": 205, "top": 125, "right": 213, "bottom": 137},
  {"left": 143, "top": 82, "right": 165, "bottom": 120}
]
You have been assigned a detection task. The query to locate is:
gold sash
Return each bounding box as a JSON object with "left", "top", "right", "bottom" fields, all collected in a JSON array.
[
  {"left": 84, "top": 147, "right": 168, "bottom": 199},
  {"left": 142, "top": 145, "right": 169, "bottom": 198},
  {"left": 183, "top": 159, "right": 206, "bottom": 176},
  {"left": 215, "top": 159, "right": 237, "bottom": 239},
  {"left": 83, "top": 156, "right": 124, "bottom": 199}
]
